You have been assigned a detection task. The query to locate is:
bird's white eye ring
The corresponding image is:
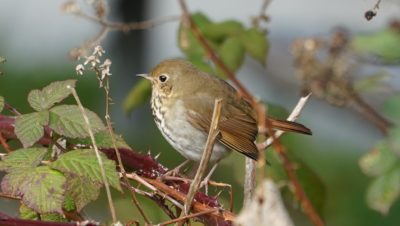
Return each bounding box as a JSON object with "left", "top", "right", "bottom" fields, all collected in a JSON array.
[{"left": 159, "top": 74, "right": 168, "bottom": 83}]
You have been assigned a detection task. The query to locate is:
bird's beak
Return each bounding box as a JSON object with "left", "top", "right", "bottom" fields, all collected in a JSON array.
[{"left": 136, "top": 73, "right": 151, "bottom": 80}]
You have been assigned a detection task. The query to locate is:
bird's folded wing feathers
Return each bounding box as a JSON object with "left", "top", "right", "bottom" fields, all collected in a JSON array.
[{"left": 186, "top": 101, "right": 259, "bottom": 160}]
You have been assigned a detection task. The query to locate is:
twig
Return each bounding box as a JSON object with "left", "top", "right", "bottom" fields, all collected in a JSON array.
[
  {"left": 252, "top": 0, "right": 272, "bottom": 28},
  {"left": 178, "top": 1, "right": 322, "bottom": 225},
  {"left": 259, "top": 93, "right": 312, "bottom": 149},
  {"left": 126, "top": 173, "right": 184, "bottom": 209},
  {"left": 243, "top": 158, "right": 257, "bottom": 207},
  {"left": 159, "top": 209, "right": 218, "bottom": 226},
  {"left": 177, "top": 98, "right": 223, "bottom": 225},
  {"left": 68, "top": 86, "right": 117, "bottom": 223},
  {"left": 349, "top": 92, "right": 392, "bottom": 135},
  {"left": 142, "top": 177, "right": 235, "bottom": 223},
  {"left": 75, "top": 12, "right": 180, "bottom": 32},
  {"left": 178, "top": 0, "right": 255, "bottom": 104},
  {"left": 103, "top": 77, "right": 150, "bottom": 223},
  {"left": 0, "top": 133, "right": 11, "bottom": 153}
]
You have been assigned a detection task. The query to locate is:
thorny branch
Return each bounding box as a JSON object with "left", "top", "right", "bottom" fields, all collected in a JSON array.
[{"left": 0, "top": 114, "right": 236, "bottom": 225}]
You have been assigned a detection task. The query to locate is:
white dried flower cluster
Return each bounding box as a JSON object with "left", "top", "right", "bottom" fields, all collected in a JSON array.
[
  {"left": 74, "top": 45, "right": 112, "bottom": 87},
  {"left": 99, "top": 59, "right": 112, "bottom": 80},
  {"left": 62, "top": 1, "right": 81, "bottom": 14},
  {"left": 75, "top": 64, "right": 85, "bottom": 75}
]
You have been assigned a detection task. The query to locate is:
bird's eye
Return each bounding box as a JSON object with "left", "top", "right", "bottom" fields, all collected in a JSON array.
[{"left": 159, "top": 74, "right": 168, "bottom": 83}]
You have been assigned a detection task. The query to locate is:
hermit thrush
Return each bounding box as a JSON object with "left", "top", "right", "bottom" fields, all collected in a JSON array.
[{"left": 139, "top": 59, "right": 311, "bottom": 164}]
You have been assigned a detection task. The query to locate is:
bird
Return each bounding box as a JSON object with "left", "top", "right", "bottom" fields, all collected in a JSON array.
[{"left": 138, "top": 59, "right": 311, "bottom": 168}]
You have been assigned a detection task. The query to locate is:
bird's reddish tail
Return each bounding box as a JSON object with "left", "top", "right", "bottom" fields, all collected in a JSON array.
[{"left": 269, "top": 118, "right": 312, "bottom": 135}]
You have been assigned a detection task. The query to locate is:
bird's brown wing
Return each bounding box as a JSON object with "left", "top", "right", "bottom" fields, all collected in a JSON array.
[{"left": 185, "top": 97, "right": 259, "bottom": 161}]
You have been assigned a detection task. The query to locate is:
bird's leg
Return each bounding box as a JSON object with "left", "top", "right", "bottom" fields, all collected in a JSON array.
[
  {"left": 200, "top": 163, "right": 218, "bottom": 195},
  {"left": 162, "top": 159, "right": 191, "bottom": 178}
]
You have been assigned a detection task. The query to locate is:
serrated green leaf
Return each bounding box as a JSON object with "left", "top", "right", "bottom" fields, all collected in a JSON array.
[
  {"left": 360, "top": 142, "right": 398, "bottom": 177},
  {"left": 0, "top": 96, "right": 4, "bottom": 112},
  {"left": 123, "top": 79, "right": 151, "bottom": 114},
  {"left": 15, "top": 111, "right": 49, "bottom": 147},
  {"left": 203, "top": 20, "right": 244, "bottom": 42},
  {"left": 63, "top": 195, "right": 77, "bottom": 212},
  {"left": 240, "top": 28, "right": 269, "bottom": 64},
  {"left": 1, "top": 168, "right": 30, "bottom": 197},
  {"left": 28, "top": 80, "right": 76, "bottom": 111},
  {"left": 19, "top": 203, "right": 39, "bottom": 220},
  {"left": 49, "top": 105, "right": 105, "bottom": 138},
  {"left": 0, "top": 148, "right": 48, "bottom": 172},
  {"left": 71, "top": 130, "right": 130, "bottom": 149},
  {"left": 366, "top": 164, "right": 400, "bottom": 214},
  {"left": 216, "top": 36, "right": 245, "bottom": 78},
  {"left": 65, "top": 176, "right": 101, "bottom": 211},
  {"left": 40, "top": 213, "right": 68, "bottom": 222},
  {"left": 51, "top": 149, "right": 121, "bottom": 191},
  {"left": 351, "top": 29, "right": 400, "bottom": 64},
  {"left": 1, "top": 166, "right": 66, "bottom": 213}
]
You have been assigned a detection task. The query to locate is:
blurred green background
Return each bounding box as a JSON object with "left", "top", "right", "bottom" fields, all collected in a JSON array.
[{"left": 1, "top": 0, "right": 400, "bottom": 225}]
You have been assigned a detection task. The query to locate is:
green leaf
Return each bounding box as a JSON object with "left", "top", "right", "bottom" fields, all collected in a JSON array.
[
  {"left": 216, "top": 36, "right": 245, "bottom": 78},
  {"left": 40, "top": 213, "right": 68, "bottom": 222},
  {"left": 295, "top": 159, "right": 326, "bottom": 216},
  {"left": 240, "top": 28, "right": 269, "bottom": 64},
  {"left": 203, "top": 20, "right": 244, "bottom": 42},
  {"left": 65, "top": 176, "right": 102, "bottom": 211},
  {"left": 354, "top": 72, "right": 390, "bottom": 93},
  {"left": 49, "top": 105, "right": 105, "bottom": 138},
  {"left": 1, "top": 166, "right": 66, "bottom": 213},
  {"left": 366, "top": 164, "right": 400, "bottom": 214},
  {"left": 360, "top": 142, "right": 399, "bottom": 177},
  {"left": 28, "top": 80, "right": 76, "bottom": 111},
  {"left": 62, "top": 196, "right": 77, "bottom": 212},
  {"left": 351, "top": 29, "right": 400, "bottom": 64},
  {"left": 19, "top": 203, "right": 39, "bottom": 220},
  {"left": 192, "top": 12, "right": 212, "bottom": 30},
  {"left": 266, "top": 151, "right": 325, "bottom": 216},
  {"left": 188, "top": 56, "right": 215, "bottom": 74},
  {"left": 123, "top": 79, "right": 151, "bottom": 114},
  {"left": 15, "top": 111, "right": 49, "bottom": 147},
  {"left": 71, "top": 130, "right": 131, "bottom": 149},
  {"left": 382, "top": 94, "right": 400, "bottom": 125},
  {"left": 0, "top": 96, "right": 4, "bottom": 112},
  {"left": 0, "top": 148, "right": 48, "bottom": 172},
  {"left": 51, "top": 149, "right": 121, "bottom": 191},
  {"left": 266, "top": 102, "right": 290, "bottom": 119},
  {"left": 178, "top": 12, "right": 217, "bottom": 59},
  {"left": 388, "top": 128, "right": 400, "bottom": 157}
]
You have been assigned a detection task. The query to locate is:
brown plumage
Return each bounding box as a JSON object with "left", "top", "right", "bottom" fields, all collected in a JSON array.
[{"left": 140, "top": 59, "right": 311, "bottom": 163}]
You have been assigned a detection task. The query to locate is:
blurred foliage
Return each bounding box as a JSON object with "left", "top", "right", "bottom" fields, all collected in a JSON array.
[
  {"left": 359, "top": 95, "right": 400, "bottom": 214},
  {"left": 351, "top": 24, "right": 400, "bottom": 64},
  {"left": 123, "top": 12, "right": 269, "bottom": 114}
]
